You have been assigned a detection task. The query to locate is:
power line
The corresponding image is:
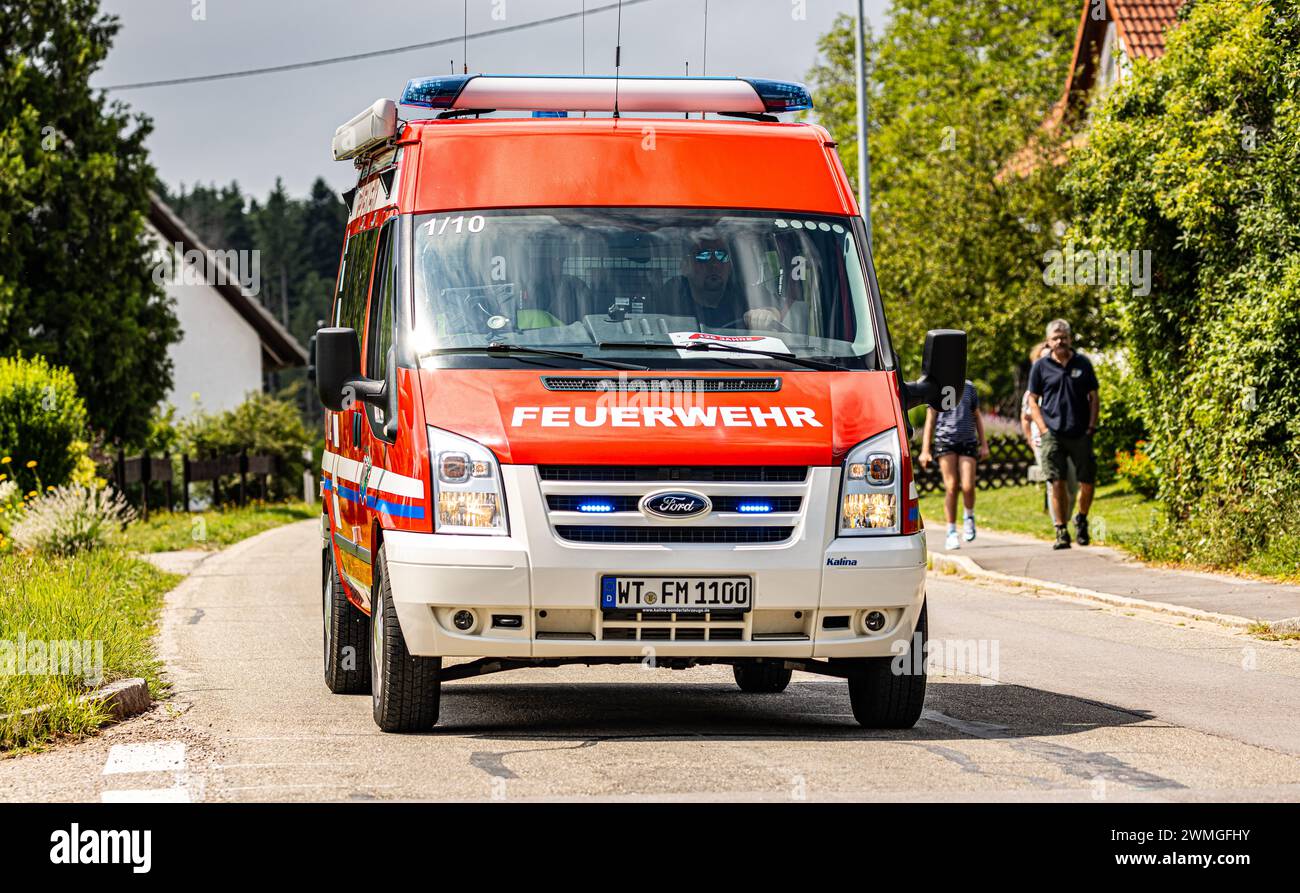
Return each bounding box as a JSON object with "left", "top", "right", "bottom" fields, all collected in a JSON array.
[{"left": 101, "top": 0, "right": 658, "bottom": 92}]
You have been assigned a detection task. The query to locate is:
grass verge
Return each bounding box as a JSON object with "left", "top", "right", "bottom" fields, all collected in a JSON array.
[
  {"left": 919, "top": 481, "right": 1158, "bottom": 551},
  {"left": 0, "top": 549, "right": 180, "bottom": 753},
  {"left": 1247, "top": 622, "right": 1300, "bottom": 642},
  {"left": 119, "top": 500, "right": 316, "bottom": 553}
]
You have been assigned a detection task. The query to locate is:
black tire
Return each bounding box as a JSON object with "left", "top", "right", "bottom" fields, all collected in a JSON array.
[
  {"left": 843, "top": 601, "right": 928, "bottom": 729},
  {"left": 733, "top": 660, "right": 793, "bottom": 693},
  {"left": 323, "top": 540, "right": 371, "bottom": 694},
  {"left": 370, "top": 543, "right": 441, "bottom": 732}
]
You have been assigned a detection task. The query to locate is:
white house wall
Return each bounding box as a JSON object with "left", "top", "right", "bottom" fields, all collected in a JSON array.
[{"left": 149, "top": 223, "right": 265, "bottom": 417}]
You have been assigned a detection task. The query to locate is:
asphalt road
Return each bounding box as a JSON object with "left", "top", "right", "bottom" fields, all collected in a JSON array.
[{"left": 3, "top": 519, "right": 1299, "bottom": 802}]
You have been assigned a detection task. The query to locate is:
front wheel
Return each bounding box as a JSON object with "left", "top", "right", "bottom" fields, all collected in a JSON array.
[
  {"left": 733, "top": 660, "right": 793, "bottom": 693},
  {"left": 370, "top": 543, "right": 442, "bottom": 732},
  {"left": 841, "top": 601, "right": 928, "bottom": 729},
  {"left": 323, "top": 540, "right": 371, "bottom": 695}
]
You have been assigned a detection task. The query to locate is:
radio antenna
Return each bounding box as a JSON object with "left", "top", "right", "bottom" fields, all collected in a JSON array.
[
  {"left": 582, "top": 1, "right": 587, "bottom": 75},
  {"left": 702, "top": 0, "right": 709, "bottom": 77},
  {"left": 612, "top": 0, "right": 623, "bottom": 119},
  {"left": 462, "top": 0, "right": 468, "bottom": 74}
]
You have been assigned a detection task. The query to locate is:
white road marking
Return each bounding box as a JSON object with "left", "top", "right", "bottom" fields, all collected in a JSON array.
[
  {"left": 102, "top": 742, "right": 187, "bottom": 775},
  {"left": 101, "top": 741, "right": 196, "bottom": 803},
  {"left": 101, "top": 787, "right": 192, "bottom": 803}
]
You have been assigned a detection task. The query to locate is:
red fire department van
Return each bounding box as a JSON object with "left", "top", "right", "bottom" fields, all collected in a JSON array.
[{"left": 314, "top": 74, "right": 965, "bottom": 732}]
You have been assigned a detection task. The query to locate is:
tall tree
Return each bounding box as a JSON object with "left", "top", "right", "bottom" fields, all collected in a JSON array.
[
  {"left": 0, "top": 0, "right": 180, "bottom": 445},
  {"left": 807, "top": 4, "right": 1084, "bottom": 402}
]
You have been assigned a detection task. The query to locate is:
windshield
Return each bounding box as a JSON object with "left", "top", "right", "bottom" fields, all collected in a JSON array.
[{"left": 412, "top": 208, "right": 878, "bottom": 370}]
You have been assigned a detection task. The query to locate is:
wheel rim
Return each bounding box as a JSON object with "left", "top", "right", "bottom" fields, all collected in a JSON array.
[{"left": 370, "top": 586, "right": 384, "bottom": 707}]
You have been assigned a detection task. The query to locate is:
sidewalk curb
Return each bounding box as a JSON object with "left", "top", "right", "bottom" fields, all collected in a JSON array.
[
  {"left": 928, "top": 551, "right": 1260, "bottom": 630},
  {"left": 0, "top": 678, "right": 151, "bottom": 724}
]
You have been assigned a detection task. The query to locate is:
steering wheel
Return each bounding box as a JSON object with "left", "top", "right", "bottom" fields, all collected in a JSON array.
[{"left": 715, "top": 311, "right": 794, "bottom": 334}]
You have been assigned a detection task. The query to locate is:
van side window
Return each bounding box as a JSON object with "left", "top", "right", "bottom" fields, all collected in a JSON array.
[
  {"left": 334, "top": 226, "right": 379, "bottom": 336},
  {"left": 366, "top": 222, "right": 396, "bottom": 381}
]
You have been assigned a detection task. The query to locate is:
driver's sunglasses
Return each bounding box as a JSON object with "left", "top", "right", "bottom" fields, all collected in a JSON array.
[{"left": 693, "top": 249, "right": 730, "bottom": 263}]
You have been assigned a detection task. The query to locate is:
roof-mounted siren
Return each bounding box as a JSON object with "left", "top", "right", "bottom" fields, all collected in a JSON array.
[
  {"left": 398, "top": 75, "right": 813, "bottom": 116},
  {"left": 332, "top": 98, "right": 398, "bottom": 162}
]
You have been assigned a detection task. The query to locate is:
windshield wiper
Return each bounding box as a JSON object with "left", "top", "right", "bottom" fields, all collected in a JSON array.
[
  {"left": 597, "top": 341, "right": 848, "bottom": 372},
  {"left": 421, "top": 344, "right": 650, "bottom": 371}
]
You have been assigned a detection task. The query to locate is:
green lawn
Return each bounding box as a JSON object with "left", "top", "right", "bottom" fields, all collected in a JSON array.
[
  {"left": 0, "top": 549, "right": 180, "bottom": 752},
  {"left": 919, "top": 481, "right": 1160, "bottom": 550},
  {"left": 119, "top": 501, "right": 317, "bottom": 553}
]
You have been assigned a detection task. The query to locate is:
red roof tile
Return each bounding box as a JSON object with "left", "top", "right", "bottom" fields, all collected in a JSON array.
[{"left": 1111, "top": 0, "right": 1187, "bottom": 59}]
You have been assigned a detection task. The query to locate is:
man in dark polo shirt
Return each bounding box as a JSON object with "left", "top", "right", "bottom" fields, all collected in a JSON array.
[{"left": 1027, "top": 319, "right": 1100, "bottom": 549}]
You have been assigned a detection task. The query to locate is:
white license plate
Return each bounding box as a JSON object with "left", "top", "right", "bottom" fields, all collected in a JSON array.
[{"left": 600, "top": 576, "right": 752, "bottom": 612}]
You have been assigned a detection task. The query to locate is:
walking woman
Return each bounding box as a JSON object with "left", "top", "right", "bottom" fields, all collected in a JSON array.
[{"left": 918, "top": 380, "right": 990, "bottom": 550}]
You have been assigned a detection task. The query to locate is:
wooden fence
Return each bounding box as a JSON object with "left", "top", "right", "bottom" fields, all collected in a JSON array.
[
  {"left": 910, "top": 436, "right": 1037, "bottom": 495},
  {"left": 107, "top": 451, "right": 278, "bottom": 519}
]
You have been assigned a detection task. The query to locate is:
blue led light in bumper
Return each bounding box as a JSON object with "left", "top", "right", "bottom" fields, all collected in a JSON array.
[
  {"left": 401, "top": 75, "right": 474, "bottom": 108},
  {"left": 736, "top": 502, "right": 774, "bottom": 513},
  {"left": 577, "top": 501, "right": 616, "bottom": 513},
  {"left": 743, "top": 78, "right": 814, "bottom": 113}
]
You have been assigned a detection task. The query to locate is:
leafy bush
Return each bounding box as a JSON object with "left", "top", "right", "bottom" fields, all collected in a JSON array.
[
  {"left": 1064, "top": 0, "right": 1300, "bottom": 565},
  {"left": 180, "top": 392, "right": 312, "bottom": 500},
  {"left": 0, "top": 355, "right": 93, "bottom": 493},
  {"left": 1115, "top": 441, "right": 1159, "bottom": 498},
  {"left": 9, "top": 485, "right": 135, "bottom": 556},
  {"left": 1092, "top": 351, "right": 1148, "bottom": 485}
]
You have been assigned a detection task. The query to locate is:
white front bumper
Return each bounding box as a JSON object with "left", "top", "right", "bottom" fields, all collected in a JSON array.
[{"left": 383, "top": 466, "right": 926, "bottom": 659}]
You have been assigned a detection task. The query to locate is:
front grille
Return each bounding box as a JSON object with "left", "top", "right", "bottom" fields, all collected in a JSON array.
[
  {"left": 555, "top": 526, "right": 794, "bottom": 544},
  {"left": 600, "top": 608, "right": 748, "bottom": 641},
  {"left": 539, "top": 465, "right": 808, "bottom": 483},
  {"left": 546, "top": 495, "right": 802, "bottom": 513},
  {"left": 541, "top": 376, "right": 781, "bottom": 392}
]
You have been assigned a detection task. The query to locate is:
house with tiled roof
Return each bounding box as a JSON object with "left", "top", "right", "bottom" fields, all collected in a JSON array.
[
  {"left": 1002, "top": 0, "right": 1186, "bottom": 176},
  {"left": 147, "top": 193, "right": 308, "bottom": 417},
  {"left": 1055, "top": 0, "right": 1187, "bottom": 126}
]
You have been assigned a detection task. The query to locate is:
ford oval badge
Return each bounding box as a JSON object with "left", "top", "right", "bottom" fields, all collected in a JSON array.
[{"left": 640, "top": 491, "right": 712, "bottom": 520}]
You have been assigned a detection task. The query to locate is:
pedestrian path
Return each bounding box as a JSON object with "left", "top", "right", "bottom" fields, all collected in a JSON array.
[{"left": 925, "top": 527, "right": 1300, "bottom": 624}]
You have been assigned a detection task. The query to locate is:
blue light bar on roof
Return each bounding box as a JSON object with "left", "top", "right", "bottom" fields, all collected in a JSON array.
[
  {"left": 401, "top": 75, "right": 474, "bottom": 108},
  {"left": 743, "top": 78, "right": 814, "bottom": 113},
  {"left": 397, "top": 75, "right": 812, "bottom": 115}
]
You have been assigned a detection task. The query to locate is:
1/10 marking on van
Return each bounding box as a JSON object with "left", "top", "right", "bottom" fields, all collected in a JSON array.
[
  {"left": 422, "top": 215, "right": 486, "bottom": 236},
  {"left": 600, "top": 575, "right": 752, "bottom": 612}
]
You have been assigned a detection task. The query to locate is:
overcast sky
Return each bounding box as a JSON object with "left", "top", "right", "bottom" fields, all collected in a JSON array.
[{"left": 93, "top": 0, "right": 888, "bottom": 199}]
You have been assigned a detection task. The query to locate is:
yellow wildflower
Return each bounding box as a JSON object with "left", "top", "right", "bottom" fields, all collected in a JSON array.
[{"left": 25, "top": 460, "right": 37, "bottom": 468}]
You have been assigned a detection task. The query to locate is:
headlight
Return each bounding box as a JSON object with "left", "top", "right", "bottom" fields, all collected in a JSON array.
[
  {"left": 428, "top": 427, "right": 507, "bottom": 535},
  {"left": 840, "top": 428, "right": 901, "bottom": 536}
]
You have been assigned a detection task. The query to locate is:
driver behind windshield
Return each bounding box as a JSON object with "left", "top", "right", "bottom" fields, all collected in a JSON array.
[{"left": 661, "top": 232, "right": 781, "bottom": 330}]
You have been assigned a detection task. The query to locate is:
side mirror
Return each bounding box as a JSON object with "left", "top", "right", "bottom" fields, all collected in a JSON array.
[
  {"left": 904, "top": 329, "right": 967, "bottom": 411},
  {"left": 315, "top": 327, "right": 385, "bottom": 411}
]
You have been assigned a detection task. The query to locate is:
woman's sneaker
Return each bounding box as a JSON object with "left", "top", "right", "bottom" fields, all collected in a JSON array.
[
  {"left": 963, "top": 515, "right": 976, "bottom": 542},
  {"left": 945, "top": 530, "right": 961, "bottom": 550},
  {"left": 1053, "top": 526, "right": 1072, "bottom": 550}
]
